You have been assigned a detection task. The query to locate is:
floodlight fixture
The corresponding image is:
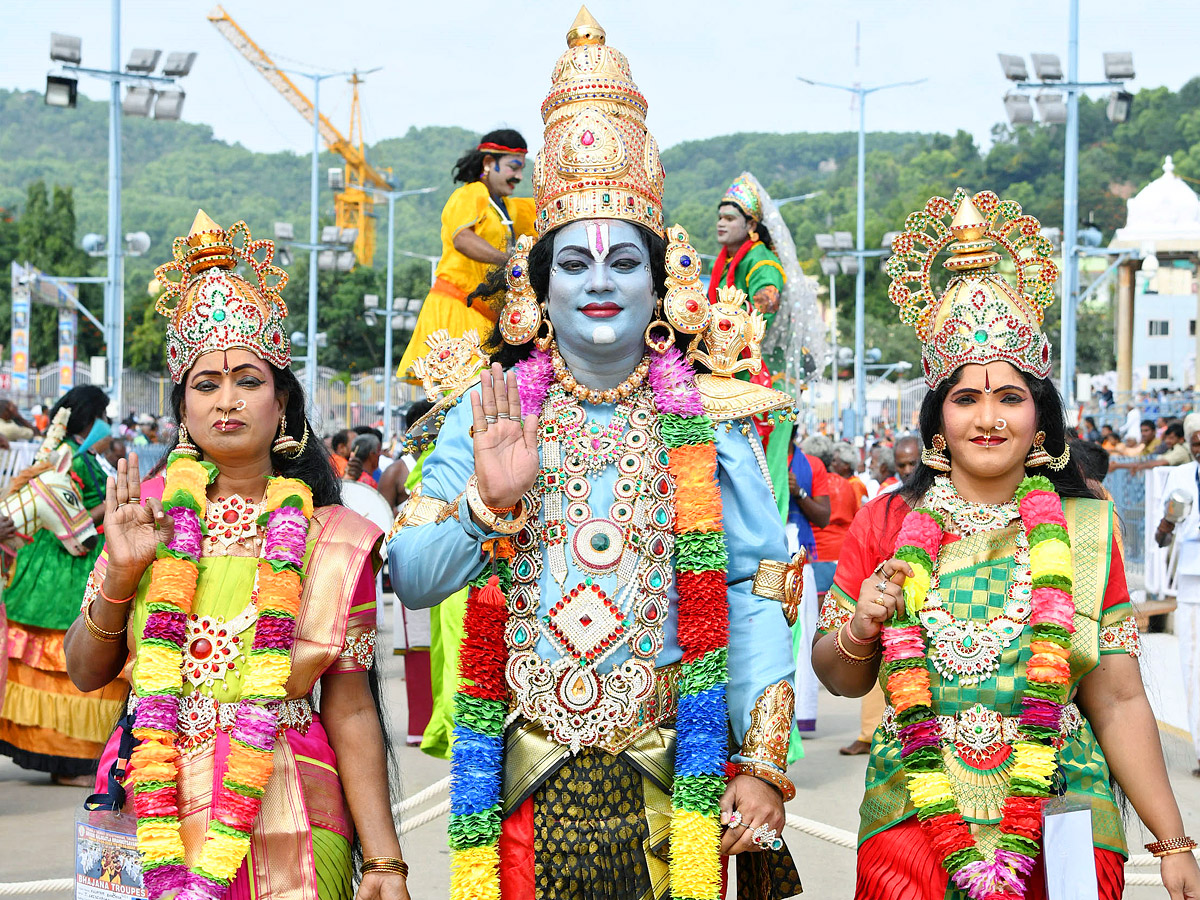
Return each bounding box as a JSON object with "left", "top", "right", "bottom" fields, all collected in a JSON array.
[
  {"left": 153, "top": 89, "right": 184, "bottom": 120},
  {"left": 82, "top": 233, "right": 105, "bottom": 255},
  {"left": 328, "top": 168, "right": 345, "bottom": 191},
  {"left": 315, "top": 332, "right": 329, "bottom": 348},
  {"left": 278, "top": 247, "right": 293, "bottom": 267},
  {"left": 44, "top": 75, "right": 78, "bottom": 108},
  {"left": 880, "top": 231, "right": 900, "bottom": 251},
  {"left": 336, "top": 251, "right": 356, "bottom": 272},
  {"left": 1078, "top": 223, "right": 1103, "bottom": 248},
  {"left": 814, "top": 233, "right": 836, "bottom": 251},
  {"left": 125, "top": 232, "right": 152, "bottom": 256},
  {"left": 1102, "top": 52, "right": 1134, "bottom": 81},
  {"left": 363, "top": 311, "right": 377, "bottom": 327},
  {"left": 819, "top": 257, "right": 841, "bottom": 277},
  {"left": 320, "top": 226, "right": 341, "bottom": 245},
  {"left": 833, "top": 231, "right": 854, "bottom": 251},
  {"left": 122, "top": 86, "right": 155, "bottom": 117},
  {"left": 274, "top": 222, "right": 295, "bottom": 241},
  {"left": 338, "top": 227, "right": 359, "bottom": 246},
  {"left": 1107, "top": 90, "right": 1133, "bottom": 124},
  {"left": 997, "top": 53, "right": 1028, "bottom": 82},
  {"left": 866, "top": 348, "right": 882, "bottom": 364},
  {"left": 290, "top": 330, "right": 307, "bottom": 346},
  {"left": 838, "top": 256, "right": 859, "bottom": 276},
  {"left": 126, "top": 48, "right": 162, "bottom": 74},
  {"left": 1035, "top": 91, "right": 1068, "bottom": 125},
  {"left": 317, "top": 250, "right": 336, "bottom": 271},
  {"left": 161, "top": 51, "right": 197, "bottom": 77},
  {"left": 1003, "top": 92, "right": 1034, "bottom": 125},
  {"left": 1030, "top": 53, "right": 1063, "bottom": 81},
  {"left": 49, "top": 33, "right": 82, "bottom": 64},
  {"left": 363, "top": 294, "right": 380, "bottom": 309}
]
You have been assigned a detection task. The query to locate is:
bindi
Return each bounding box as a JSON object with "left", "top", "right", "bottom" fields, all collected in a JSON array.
[{"left": 584, "top": 221, "right": 610, "bottom": 262}]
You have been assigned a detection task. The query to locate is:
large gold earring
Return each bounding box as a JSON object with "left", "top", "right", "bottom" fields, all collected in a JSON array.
[
  {"left": 1026, "top": 431, "right": 1070, "bottom": 470},
  {"left": 272, "top": 414, "right": 303, "bottom": 457},
  {"left": 500, "top": 235, "right": 539, "bottom": 346},
  {"left": 644, "top": 315, "right": 676, "bottom": 354},
  {"left": 174, "top": 421, "right": 200, "bottom": 459},
  {"left": 922, "top": 433, "right": 951, "bottom": 472},
  {"left": 534, "top": 311, "right": 554, "bottom": 352},
  {"left": 662, "top": 225, "right": 710, "bottom": 335}
]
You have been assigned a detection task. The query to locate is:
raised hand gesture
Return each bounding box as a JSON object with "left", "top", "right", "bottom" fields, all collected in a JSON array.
[
  {"left": 471, "top": 363, "right": 539, "bottom": 511},
  {"left": 103, "top": 454, "right": 173, "bottom": 593}
]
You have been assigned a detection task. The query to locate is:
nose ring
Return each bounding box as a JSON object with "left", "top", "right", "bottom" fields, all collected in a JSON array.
[
  {"left": 219, "top": 399, "right": 247, "bottom": 425},
  {"left": 995, "top": 418, "right": 1007, "bottom": 431}
]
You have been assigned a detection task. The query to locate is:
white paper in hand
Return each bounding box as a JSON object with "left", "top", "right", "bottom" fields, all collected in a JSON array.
[{"left": 1043, "top": 802, "right": 1099, "bottom": 900}]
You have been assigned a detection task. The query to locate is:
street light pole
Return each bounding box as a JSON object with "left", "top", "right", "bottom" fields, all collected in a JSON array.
[
  {"left": 107, "top": 0, "right": 123, "bottom": 415},
  {"left": 1061, "top": 0, "right": 1081, "bottom": 404},
  {"left": 798, "top": 74, "right": 925, "bottom": 436},
  {"left": 829, "top": 274, "right": 839, "bottom": 439}
]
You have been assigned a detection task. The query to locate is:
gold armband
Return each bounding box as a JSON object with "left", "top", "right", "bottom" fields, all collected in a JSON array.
[
  {"left": 751, "top": 548, "right": 806, "bottom": 625},
  {"left": 740, "top": 680, "right": 793, "bottom": 771},
  {"left": 386, "top": 484, "right": 456, "bottom": 541}
]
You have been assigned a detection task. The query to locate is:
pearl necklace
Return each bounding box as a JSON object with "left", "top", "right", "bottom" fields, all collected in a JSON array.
[{"left": 550, "top": 344, "right": 650, "bottom": 405}]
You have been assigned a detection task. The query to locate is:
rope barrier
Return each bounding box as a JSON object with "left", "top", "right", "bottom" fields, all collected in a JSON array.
[
  {"left": 0, "top": 880, "right": 72, "bottom": 896},
  {"left": 392, "top": 775, "right": 450, "bottom": 816}
]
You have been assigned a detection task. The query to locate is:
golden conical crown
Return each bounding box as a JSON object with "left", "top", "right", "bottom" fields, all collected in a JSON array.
[{"left": 532, "top": 7, "right": 664, "bottom": 237}]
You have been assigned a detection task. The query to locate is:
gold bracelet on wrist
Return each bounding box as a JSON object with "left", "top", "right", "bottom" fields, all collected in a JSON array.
[
  {"left": 362, "top": 857, "right": 409, "bottom": 878},
  {"left": 834, "top": 625, "right": 876, "bottom": 665},
  {"left": 83, "top": 600, "right": 126, "bottom": 643},
  {"left": 1146, "top": 836, "right": 1197, "bottom": 857},
  {"left": 732, "top": 761, "right": 796, "bottom": 801},
  {"left": 465, "top": 475, "right": 528, "bottom": 535}
]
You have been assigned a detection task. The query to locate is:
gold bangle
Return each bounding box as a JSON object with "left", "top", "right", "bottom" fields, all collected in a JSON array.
[
  {"left": 732, "top": 762, "right": 796, "bottom": 801},
  {"left": 362, "top": 857, "right": 408, "bottom": 878},
  {"left": 834, "top": 625, "right": 875, "bottom": 665},
  {"left": 1147, "top": 836, "right": 1197, "bottom": 857},
  {"left": 1157, "top": 846, "right": 1196, "bottom": 858},
  {"left": 465, "top": 475, "right": 527, "bottom": 535},
  {"left": 83, "top": 600, "right": 126, "bottom": 643}
]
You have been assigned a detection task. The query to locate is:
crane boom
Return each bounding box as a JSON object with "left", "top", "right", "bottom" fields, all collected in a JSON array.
[{"left": 207, "top": 5, "right": 393, "bottom": 265}]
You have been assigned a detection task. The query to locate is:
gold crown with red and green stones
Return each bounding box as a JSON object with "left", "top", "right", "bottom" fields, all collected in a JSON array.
[
  {"left": 532, "top": 6, "right": 664, "bottom": 238},
  {"left": 885, "top": 188, "right": 1059, "bottom": 389}
]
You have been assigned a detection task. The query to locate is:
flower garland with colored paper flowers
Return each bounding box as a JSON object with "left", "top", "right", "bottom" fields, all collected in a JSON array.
[
  {"left": 127, "top": 453, "right": 314, "bottom": 900},
  {"left": 445, "top": 344, "right": 730, "bottom": 900},
  {"left": 880, "top": 474, "right": 1074, "bottom": 900}
]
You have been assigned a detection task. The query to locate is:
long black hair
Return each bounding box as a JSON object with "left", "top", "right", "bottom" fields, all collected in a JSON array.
[
  {"left": 51, "top": 384, "right": 110, "bottom": 439},
  {"left": 717, "top": 201, "right": 774, "bottom": 252},
  {"left": 469, "top": 220, "right": 675, "bottom": 369},
  {"left": 897, "top": 367, "right": 1099, "bottom": 506},
  {"left": 452, "top": 128, "right": 528, "bottom": 184},
  {"left": 154, "top": 364, "right": 342, "bottom": 508}
]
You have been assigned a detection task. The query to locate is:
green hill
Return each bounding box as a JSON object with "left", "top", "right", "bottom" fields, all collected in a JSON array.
[{"left": 2, "top": 76, "right": 1199, "bottom": 373}]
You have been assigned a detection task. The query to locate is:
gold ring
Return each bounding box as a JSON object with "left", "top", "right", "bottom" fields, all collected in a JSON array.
[{"left": 469, "top": 424, "right": 487, "bottom": 437}]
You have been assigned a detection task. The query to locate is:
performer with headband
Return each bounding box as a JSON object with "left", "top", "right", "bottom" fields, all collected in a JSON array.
[
  {"left": 396, "top": 129, "right": 536, "bottom": 378},
  {"left": 813, "top": 190, "right": 1200, "bottom": 899}
]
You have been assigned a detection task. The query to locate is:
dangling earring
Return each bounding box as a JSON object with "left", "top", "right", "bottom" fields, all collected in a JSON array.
[
  {"left": 644, "top": 312, "right": 676, "bottom": 354},
  {"left": 273, "top": 414, "right": 302, "bottom": 457},
  {"left": 749, "top": 221, "right": 760, "bottom": 243},
  {"left": 922, "top": 433, "right": 951, "bottom": 472},
  {"left": 662, "top": 225, "right": 711, "bottom": 336},
  {"left": 175, "top": 421, "right": 200, "bottom": 459},
  {"left": 1026, "top": 431, "right": 1070, "bottom": 470},
  {"left": 501, "top": 235, "right": 540, "bottom": 346},
  {"left": 534, "top": 310, "right": 555, "bottom": 352}
]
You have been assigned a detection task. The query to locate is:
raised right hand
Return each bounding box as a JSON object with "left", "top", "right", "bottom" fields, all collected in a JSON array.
[
  {"left": 471, "top": 363, "right": 539, "bottom": 511},
  {"left": 850, "top": 557, "right": 913, "bottom": 642},
  {"left": 102, "top": 454, "right": 174, "bottom": 590}
]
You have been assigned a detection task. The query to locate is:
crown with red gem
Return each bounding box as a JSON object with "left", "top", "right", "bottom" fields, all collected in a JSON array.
[
  {"left": 154, "top": 210, "right": 291, "bottom": 383},
  {"left": 532, "top": 6, "right": 664, "bottom": 238},
  {"left": 885, "top": 189, "right": 1059, "bottom": 389}
]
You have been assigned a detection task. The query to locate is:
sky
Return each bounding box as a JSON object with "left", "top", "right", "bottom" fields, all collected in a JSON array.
[{"left": 2, "top": 0, "right": 1199, "bottom": 161}]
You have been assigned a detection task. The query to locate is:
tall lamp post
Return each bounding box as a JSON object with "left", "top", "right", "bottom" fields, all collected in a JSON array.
[
  {"left": 998, "top": 4, "right": 1133, "bottom": 405},
  {"left": 798, "top": 74, "right": 925, "bottom": 436},
  {"left": 357, "top": 185, "right": 435, "bottom": 441},
  {"left": 44, "top": 2, "right": 196, "bottom": 414}
]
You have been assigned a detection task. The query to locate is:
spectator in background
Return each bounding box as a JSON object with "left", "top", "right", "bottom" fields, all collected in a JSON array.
[
  {"left": 130, "top": 414, "right": 157, "bottom": 446},
  {"left": 1133, "top": 421, "right": 1196, "bottom": 470},
  {"left": 807, "top": 436, "right": 858, "bottom": 595},
  {"left": 831, "top": 442, "right": 868, "bottom": 509},
  {"left": 893, "top": 434, "right": 921, "bottom": 483},
  {"left": 354, "top": 425, "right": 391, "bottom": 477},
  {"left": 1083, "top": 416, "right": 1101, "bottom": 442},
  {"left": 31, "top": 404, "right": 48, "bottom": 434},
  {"left": 0, "top": 399, "right": 35, "bottom": 443},
  {"left": 343, "top": 433, "right": 381, "bottom": 488},
  {"left": 327, "top": 428, "right": 353, "bottom": 478},
  {"left": 102, "top": 435, "right": 127, "bottom": 473},
  {"left": 376, "top": 401, "right": 434, "bottom": 513},
  {"left": 869, "top": 445, "right": 898, "bottom": 495},
  {"left": 1140, "top": 419, "right": 1160, "bottom": 455},
  {"left": 788, "top": 436, "right": 832, "bottom": 738}
]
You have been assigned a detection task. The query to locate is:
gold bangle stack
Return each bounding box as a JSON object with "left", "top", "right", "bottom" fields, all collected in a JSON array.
[
  {"left": 1146, "top": 836, "right": 1197, "bottom": 858},
  {"left": 465, "top": 475, "right": 528, "bottom": 535},
  {"left": 362, "top": 857, "right": 409, "bottom": 878},
  {"left": 83, "top": 600, "right": 126, "bottom": 643},
  {"left": 834, "top": 624, "right": 876, "bottom": 666},
  {"left": 732, "top": 762, "right": 796, "bottom": 801}
]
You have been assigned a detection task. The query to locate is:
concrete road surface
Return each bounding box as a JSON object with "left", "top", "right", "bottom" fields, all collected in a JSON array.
[{"left": 2, "top": 630, "right": 1198, "bottom": 898}]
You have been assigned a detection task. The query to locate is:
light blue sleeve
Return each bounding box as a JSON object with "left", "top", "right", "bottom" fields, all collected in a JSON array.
[
  {"left": 717, "top": 424, "right": 796, "bottom": 765},
  {"left": 386, "top": 392, "right": 499, "bottom": 609}
]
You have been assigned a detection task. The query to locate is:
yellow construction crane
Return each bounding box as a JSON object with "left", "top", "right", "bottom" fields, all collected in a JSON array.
[{"left": 208, "top": 5, "right": 392, "bottom": 266}]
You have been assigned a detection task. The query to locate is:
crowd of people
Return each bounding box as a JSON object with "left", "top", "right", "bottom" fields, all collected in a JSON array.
[{"left": 3, "top": 9, "right": 1200, "bottom": 900}]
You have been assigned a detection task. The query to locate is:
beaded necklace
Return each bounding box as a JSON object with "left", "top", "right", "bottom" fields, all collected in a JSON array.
[
  {"left": 880, "top": 475, "right": 1076, "bottom": 900},
  {"left": 128, "top": 454, "right": 313, "bottom": 900}
]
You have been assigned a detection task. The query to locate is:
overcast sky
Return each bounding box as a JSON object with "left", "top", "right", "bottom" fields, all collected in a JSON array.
[{"left": 3, "top": 1, "right": 1198, "bottom": 161}]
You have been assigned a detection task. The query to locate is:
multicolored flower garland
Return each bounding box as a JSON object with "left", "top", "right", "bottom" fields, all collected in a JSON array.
[
  {"left": 128, "top": 453, "right": 314, "bottom": 900},
  {"left": 880, "top": 474, "right": 1074, "bottom": 900},
  {"left": 446, "top": 345, "right": 730, "bottom": 900}
]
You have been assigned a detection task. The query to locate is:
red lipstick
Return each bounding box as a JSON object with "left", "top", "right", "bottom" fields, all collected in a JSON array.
[{"left": 582, "top": 302, "right": 622, "bottom": 318}]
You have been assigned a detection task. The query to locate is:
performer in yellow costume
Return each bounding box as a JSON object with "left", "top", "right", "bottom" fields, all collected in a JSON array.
[{"left": 397, "top": 129, "right": 536, "bottom": 377}]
